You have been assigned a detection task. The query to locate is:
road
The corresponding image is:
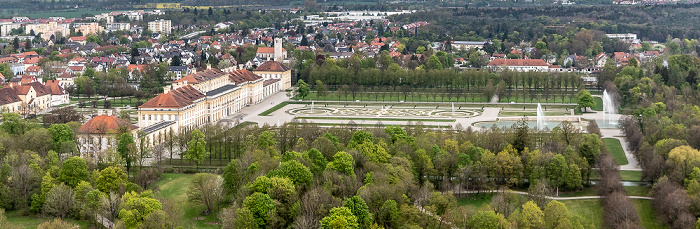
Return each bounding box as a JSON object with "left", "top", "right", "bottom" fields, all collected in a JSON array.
[{"left": 179, "top": 31, "right": 206, "bottom": 39}]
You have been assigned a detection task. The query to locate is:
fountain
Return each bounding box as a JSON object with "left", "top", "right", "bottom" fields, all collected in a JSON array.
[
  {"left": 537, "top": 103, "right": 547, "bottom": 130},
  {"left": 603, "top": 90, "right": 617, "bottom": 124},
  {"left": 451, "top": 102, "right": 455, "bottom": 115},
  {"left": 311, "top": 101, "right": 314, "bottom": 113}
]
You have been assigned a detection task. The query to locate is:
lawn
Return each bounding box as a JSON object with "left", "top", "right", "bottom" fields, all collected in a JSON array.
[
  {"left": 592, "top": 97, "right": 604, "bottom": 111},
  {"left": 259, "top": 101, "right": 289, "bottom": 116},
  {"left": 604, "top": 138, "right": 629, "bottom": 165},
  {"left": 631, "top": 199, "right": 666, "bottom": 229},
  {"left": 457, "top": 193, "right": 495, "bottom": 210},
  {"left": 557, "top": 186, "right": 598, "bottom": 197},
  {"left": 5, "top": 211, "right": 91, "bottom": 228},
  {"left": 498, "top": 111, "right": 571, "bottom": 117},
  {"left": 560, "top": 199, "right": 603, "bottom": 229},
  {"left": 155, "top": 173, "right": 221, "bottom": 228},
  {"left": 624, "top": 186, "right": 651, "bottom": 197},
  {"left": 620, "top": 170, "right": 643, "bottom": 181}
]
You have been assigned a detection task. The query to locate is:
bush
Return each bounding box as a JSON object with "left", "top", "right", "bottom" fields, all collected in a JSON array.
[{"left": 135, "top": 168, "right": 162, "bottom": 189}]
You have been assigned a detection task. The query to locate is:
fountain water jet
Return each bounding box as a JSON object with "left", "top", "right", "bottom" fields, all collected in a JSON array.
[
  {"left": 311, "top": 101, "right": 314, "bottom": 113},
  {"left": 537, "top": 103, "right": 547, "bottom": 130},
  {"left": 451, "top": 102, "right": 455, "bottom": 115},
  {"left": 603, "top": 90, "right": 617, "bottom": 124}
]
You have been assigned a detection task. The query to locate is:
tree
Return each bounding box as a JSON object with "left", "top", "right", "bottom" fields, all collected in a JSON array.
[
  {"left": 544, "top": 200, "right": 570, "bottom": 229},
  {"left": 243, "top": 192, "right": 276, "bottom": 228},
  {"left": 48, "top": 124, "right": 75, "bottom": 153},
  {"left": 549, "top": 154, "right": 568, "bottom": 195},
  {"left": 343, "top": 196, "right": 372, "bottom": 228},
  {"left": 297, "top": 79, "right": 310, "bottom": 99},
  {"left": 117, "top": 133, "right": 135, "bottom": 172},
  {"left": 43, "top": 183, "right": 74, "bottom": 219},
  {"left": 315, "top": 80, "right": 328, "bottom": 98},
  {"left": 188, "top": 173, "right": 223, "bottom": 215},
  {"left": 94, "top": 166, "right": 128, "bottom": 193},
  {"left": 321, "top": 207, "right": 359, "bottom": 229},
  {"left": 275, "top": 160, "right": 313, "bottom": 186},
  {"left": 577, "top": 89, "right": 595, "bottom": 112},
  {"left": 468, "top": 210, "right": 507, "bottom": 229},
  {"left": 185, "top": 129, "right": 209, "bottom": 169},
  {"left": 304, "top": 148, "right": 328, "bottom": 176},
  {"left": 59, "top": 156, "right": 90, "bottom": 187},
  {"left": 170, "top": 55, "right": 182, "bottom": 66},
  {"left": 221, "top": 207, "right": 257, "bottom": 229},
  {"left": 515, "top": 201, "right": 544, "bottom": 229},
  {"left": 250, "top": 176, "right": 296, "bottom": 203},
  {"left": 119, "top": 191, "right": 163, "bottom": 229},
  {"left": 667, "top": 145, "right": 700, "bottom": 179},
  {"left": 378, "top": 200, "right": 399, "bottom": 228},
  {"left": 327, "top": 151, "right": 355, "bottom": 177},
  {"left": 222, "top": 160, "right": 242, "bottom": 194}
]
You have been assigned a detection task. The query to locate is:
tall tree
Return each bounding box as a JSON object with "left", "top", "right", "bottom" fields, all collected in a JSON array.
[
  {"left": 117, "top": 133, "right": 135, "bottom": 172},
  {"left": 59, "top": 156, "right": 90, "bottom": 187},
  {"left": 185, "top": 129, "right": 209, "bottom": 169}
]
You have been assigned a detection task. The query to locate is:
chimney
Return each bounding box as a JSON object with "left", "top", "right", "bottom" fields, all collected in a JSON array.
[{"left": 274, "top": 38, "right": 283, "bottom": 62}]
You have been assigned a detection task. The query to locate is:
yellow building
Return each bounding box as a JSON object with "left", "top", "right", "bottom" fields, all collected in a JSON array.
[
  {"left": 25, "top": 22, "right": 69, "bottom": 41},
  {"left": 74, "top": 22, "right": 104, "bottom": 35},
  {"left": 137, "top": 68, "right": 271, "bottom": 142},
  {"left": 253, "top": 61, "right": 292, "bottom": 91}
]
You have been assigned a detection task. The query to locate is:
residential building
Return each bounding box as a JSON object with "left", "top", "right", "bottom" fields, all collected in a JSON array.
[
  {"left": 0, "top": 22, "right": 22, "bottom": 36},
  {"left": 606, "top": 33, "right": 640, "bottom": 44},
  {"left": 451, "top": 41, "right": 490, "bottom": 50},
  {"left": 106, "top": 23, "right": 131, "bottom": 32},
  {"left": 487, "top": 59, "right": 550, "bottom": 72},
  {"left": 74, "top": 23, "right": 104, "bottom": 35},
  {"left": 148, "top": 19, "right": 171, "bottom": 35},
  {"left": 26, "top": 22, "right": 70, "bottom": 41},
  {"left": 0, "top": 87, "right": 23, "bottom": 113}
]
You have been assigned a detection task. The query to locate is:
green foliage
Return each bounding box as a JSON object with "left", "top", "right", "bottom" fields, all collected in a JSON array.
[
  {"left": 576, "top": 89, "right": 595, "bottom": 112},
  {"left": 327, "top": 151, "right": 356, "bottom": 177},
  {"left": 355, "top": 141, "right": 391, "bottom": 163},
  {"left": 59, "top": 156, "right": 90, "bottom": 188},
  {"left": 468, "top": 210, "right": 507, "bottom": 229},
  {"left": 47, "top": 124, "right": 75, "bottom": 154},
  {"left": 321, "top": 206, "right": 360, "bottom": 229},
  {"left": 545, "top": 200, "right": 571, "bottom": 229},
  {"left": 94, "top": 166, "right": 127, "bottom": 193},
  {"left": 578, "top": 134, "right": 602, "bottom": 167},
  {"left": 243, "top": 192, "right": 277, "bottom": 228},
  {"left": 31, "top": 172, "right": 56, "bottom": 213},
  {"left": 185, "top": 129, "right": 209, "bottom": 168},
  {"left": 514, "top": 201, "right": 545, "bottom": 229},
  {"left": 349, "top": 130, "right": 374, "bottom": 147},
  {"left": 378, "top": 200, "right": 399, "bottom": 228},
  {"left": 274, "top": 160, "right": 313, "bottom": 186},
  {"left": 250, "top": 176, "right": 296, "bottom": 203},
  {"left": 343, "top": 196, "right": 372, "bottom": 228},
  {"left": 385, "top": 126, "right": 413, "bottom": 143},
  {"left": 117, "top": 133, "right": 135, "bottom": 172},
  {"left": 1, "top": 113, "right": 36, "bottom": 135},
  {"left": 303, "top": 148, "right": 328, "bottom": 175},
  {"left": 119, "top": 190, "right": 162, "bottom": 229},
  {"left": 297, "top": 79, "right": 310, "bottom": 99},
  {"left": 257, "top": 131, "right": 277, "bottom": 151},
  {"left": 222, "top": 159, "right": 242, "bottom": 194}
]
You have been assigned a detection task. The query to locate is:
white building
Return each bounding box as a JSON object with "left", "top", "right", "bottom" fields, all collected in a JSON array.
[
  {"left": 606, "top": 33, "right": 640, "bottom": 44},
  {"left": 106, "top": 23, "right": 131, "bottom": 32},
  {"left": 487, "top": 59, "right": 550, "bottom": 72},
  {"left": 148, "top": 19, "right": 171, "bottom": 35}
]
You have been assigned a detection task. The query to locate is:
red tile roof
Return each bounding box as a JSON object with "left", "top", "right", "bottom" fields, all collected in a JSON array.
[
  {"left": 79, "top": 115, "right": 137, "bottom": 134},
  {"left": 174, "top": 68, "right": 228, "bottom": 84},
  {"left": 0, "top": 87, "right": 21, "bottom": 105},
  {"left": 256, "top": 47, "right": 286, "bottom": 53},
  {"left": 139, "top": 85, "right": 204, "bottom": 109},
  {"left": 487, "top": 59, "right": 548, "bottom": 66},
  {"left": 228, "top": 69, "right": 262, "bottom": 84},
  {"left": 254, "top": 61, "right": 290, "bottom": 72},
  {"left": 15, "top": 82, "right": 50, "bottom": 96}
]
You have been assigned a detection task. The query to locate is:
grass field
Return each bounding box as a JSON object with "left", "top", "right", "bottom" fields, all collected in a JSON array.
[
  {"left": 620, "top": 170, "right": 643, "bottom": 181},
  {"left": 560, "top": 199, "right": 603, "bottom": 228},
  {"left": 5, "top": 211, "right": 91, "bottom": 228},
  {"left": 631, "top": 199, "right": 665, "bottom": 229},
  {"left": 457, "top": 193, "right": 495, "bottom": 210},
  {"left": 155, "top": 173, "right": 220, "bottom": 228},
  {"left": 259, "top": 101, "right": 290, "bottom": 116},
  {"left": 624, "top": 186, "right": 651, "bottom": 197},
  {"left": 592, "top": 97, "right": 604, "bottom": 111},
  {"left": 604, "top": 138, "right": 629, "bottom": 165}
]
